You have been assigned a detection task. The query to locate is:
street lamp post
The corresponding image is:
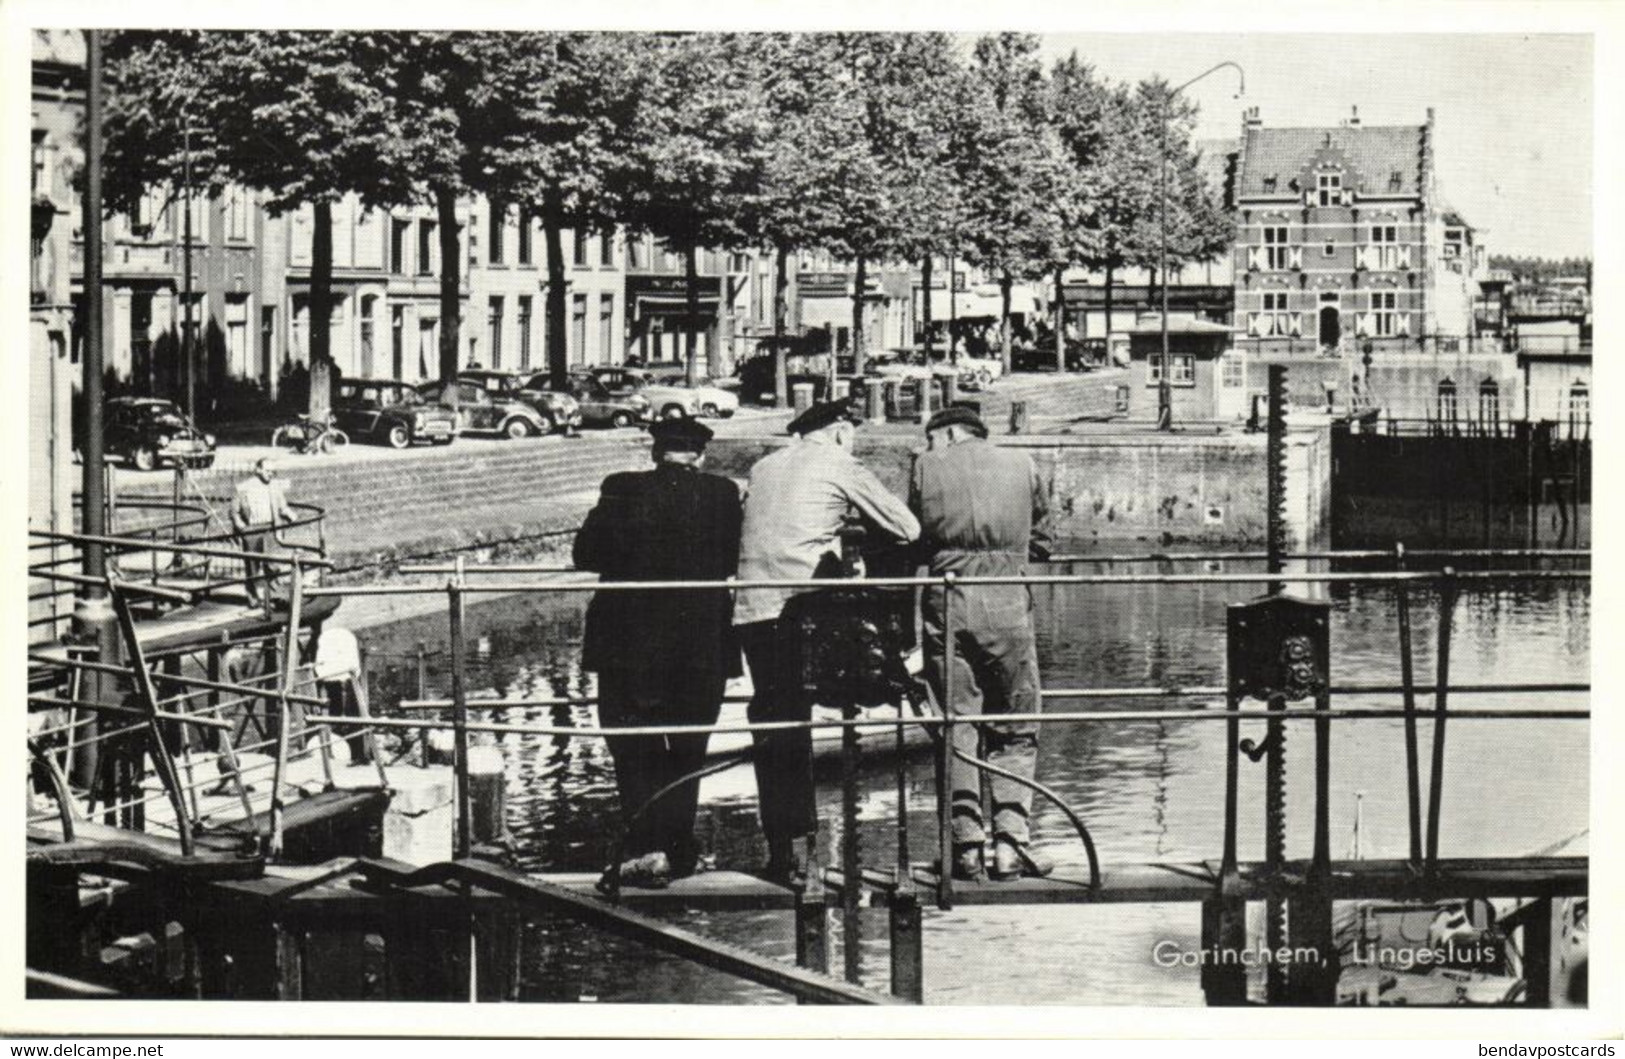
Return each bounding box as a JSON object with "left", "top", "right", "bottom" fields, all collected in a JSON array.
[
  {"left": 1159, "top": 61, "right": 1245, "bottom": 432},
  {"left": 181, "top": 117, "right": 195, "bottom": 421}
]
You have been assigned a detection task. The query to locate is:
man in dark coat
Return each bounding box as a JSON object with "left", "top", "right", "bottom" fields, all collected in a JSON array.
[{"left": 574, "top": 417, "right": 743, "bottom": 889}]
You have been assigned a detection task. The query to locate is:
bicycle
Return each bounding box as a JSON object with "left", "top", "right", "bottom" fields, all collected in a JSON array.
[{"left": 271, "top": 411, "right": 350, "bottom": 455}]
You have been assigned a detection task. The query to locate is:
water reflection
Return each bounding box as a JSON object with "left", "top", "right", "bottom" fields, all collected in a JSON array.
[{"left": 353, "top": 566, "right": 1588, "bottom": 1004}]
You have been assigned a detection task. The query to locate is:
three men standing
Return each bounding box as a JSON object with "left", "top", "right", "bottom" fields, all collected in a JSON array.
[
  {"left": 911, "top": 406, "right": 1054, "bottom": 881},
  {"left": 574, "top": 417, "right": 743, "bottom": 889},
  {"left": 734, "top": 402, "right": 920, "bottom": 882}
]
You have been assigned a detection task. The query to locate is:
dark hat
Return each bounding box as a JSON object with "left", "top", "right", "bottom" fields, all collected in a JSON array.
[
  {"left": 649, "top": 416, "right": 714, "bottom": 451},
  {"left": 925, "top": 404, "right": 987, "bottom": 437},
  {"left": 787, "top": 400, "right": 859, "bottom": 436}
]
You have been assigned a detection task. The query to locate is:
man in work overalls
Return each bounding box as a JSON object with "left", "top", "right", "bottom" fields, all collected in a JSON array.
[{"left": 911, "top": 405, "right": 1055, "bottom": 881}]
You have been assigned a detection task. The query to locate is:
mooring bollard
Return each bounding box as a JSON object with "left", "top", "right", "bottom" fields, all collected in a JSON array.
[
  {"left": 791, "top": 382, "right": 814, "bottom": 415},
  {"left": 864, "top": 377, "right": 885, "bottom": 421},
  {"left": 467, "top": 743, "right": 507, "bottom": 848},
  {"left": 1009, "top": 400, "right": 1028, "bottom": 435}
]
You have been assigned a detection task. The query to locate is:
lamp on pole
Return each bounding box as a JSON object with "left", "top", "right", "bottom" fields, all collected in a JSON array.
[{"left": 1159, "top": 61, "right": 1245, "bottom": 432}]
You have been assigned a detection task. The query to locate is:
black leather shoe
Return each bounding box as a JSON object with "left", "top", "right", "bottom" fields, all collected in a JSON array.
[
  {"left": 951, "top": 843, "right": 986, "bottom": 882},
  {"left": 991, "top": 838, "right": 1053, "bottom": 881}
]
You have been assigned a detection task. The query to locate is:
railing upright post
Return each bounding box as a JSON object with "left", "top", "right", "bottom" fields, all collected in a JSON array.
[
  {"left": 1424, "top": 567, "right": 1457, "bottom": 874},
  {"left": 936, "top": 572, "right": 957, "bottom": 910},
  {"left": 268, "top": 557, "right": 305, "bottom": 858},
  {"left": 450, "top": 557, "right": 472, "bottom": 860},
  {"left": 1394, "top": 543, "right": 1424, "bottom": 866}
]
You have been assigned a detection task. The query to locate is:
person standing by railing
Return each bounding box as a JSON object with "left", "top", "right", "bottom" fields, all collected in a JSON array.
[
  {"left": 575, "top": 417, "right": 742, "bottom": 890},
  {"left": 912, "top": 405, "right": 1054, "bottom": 882},
  {"left": 231, "top": 457, "right": 293, "bottom": 607},
  {"left": 734, "top": 401, "right": 920, "bottom": 884}
]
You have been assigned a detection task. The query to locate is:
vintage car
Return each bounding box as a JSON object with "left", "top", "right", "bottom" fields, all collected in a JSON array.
[
  {"left": 103, "top": 397, "right": 216, "bottom": 471},
  {"left": 416, "top": 379, "right": 556, "bottom": 439},
  {"left": 564, "top": 372, "right": 651, "bottom": 429},
  {"left": 457, "top": 369, "right": 582, "bottom": 434},
  {"left": 590, "top": 366, "right": 739, "bottom": 420},
  {"left": 333, "top": 378, "right": 457, "bottom": 448}
]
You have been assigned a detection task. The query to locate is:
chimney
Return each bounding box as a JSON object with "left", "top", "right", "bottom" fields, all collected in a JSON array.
[
  {"left": 1244, "top": 106, "right": 1262, "bottom": 128},
  {"left": 1348, "top": 105, "right": 1360, "bottom": 127}
]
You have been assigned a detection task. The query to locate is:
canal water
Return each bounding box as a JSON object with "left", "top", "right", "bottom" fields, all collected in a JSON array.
[{"left": 353, "top": 561, "right": 1588, "bottom": 1005}]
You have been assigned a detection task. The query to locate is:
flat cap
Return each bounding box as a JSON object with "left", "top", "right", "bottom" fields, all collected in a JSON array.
[
  {"left": 787, "top": 400, "right": 859, "bottom": 436},
  {"left": 925, "top": 404, "right": 987, "bottom": 437},
  {"left": 649, "top": 416, "right": 714, "bottom": 450}
]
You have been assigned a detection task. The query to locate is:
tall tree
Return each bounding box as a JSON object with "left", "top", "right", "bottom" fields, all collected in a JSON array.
[
  {"left": 466, "top": 32, "right": 651, "bottom": 391},
  {"left": 958, "top": 33, "right": 1069, "bottom": 374},
  {"left": 735, "top": 34, "right": 869, "bottom": 405},
  {"left": 617, "top": 33, "right": 770, "bottom": 384},
  {"left": 1040, "top": 54, "right": 1114, "bottom": 370}
]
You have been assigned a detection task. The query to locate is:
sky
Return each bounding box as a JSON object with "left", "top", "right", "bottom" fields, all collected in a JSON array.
[{"left": 1032, "top": 33, "right": 1593, "bottom": 261}]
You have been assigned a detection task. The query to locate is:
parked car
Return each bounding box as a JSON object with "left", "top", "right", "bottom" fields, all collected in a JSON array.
[
  {"left": 103, "top": 397, "right": 215, "bottom": 471},
  {"left": 591, "top": 366, "right": 739, "bottom": 419},
  {"left": 566, "top": 372, "right": 651, "bottom": 429},
  {"left": 334, "top": 378, "right": 458, "bottom": 448},
  {"left": 457, "top": 369, "right": 581, "bottom": 434},
  {"left": 416, "top": 379, "right": 555, "bottom": 439}
]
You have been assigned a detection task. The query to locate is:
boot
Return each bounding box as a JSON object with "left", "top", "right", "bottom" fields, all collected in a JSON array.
[
  {"left": 991, "top": 838, "right": 1053, "bottom": 881},
  {"left": 952, "top": 842, "right": 986, "bottom": 882}
]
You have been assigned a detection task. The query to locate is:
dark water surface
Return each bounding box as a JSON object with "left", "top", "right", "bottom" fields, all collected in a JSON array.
[{"left": 356, "top": 564, "right": 1588, "bottom": 1004}]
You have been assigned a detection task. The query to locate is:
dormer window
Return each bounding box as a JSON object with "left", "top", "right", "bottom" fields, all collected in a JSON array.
[
  {"left": 1388, "top": 170, "right": 1404, "bottom": 192},
  {"left": 1262, "top": 174, "right": 1278, "bottom": 193},
  {"left": 1317, "top": 172, "right": 1343, "bottom": 206}
]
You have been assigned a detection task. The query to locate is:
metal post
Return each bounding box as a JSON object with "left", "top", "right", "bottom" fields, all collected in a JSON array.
[
  {"left": 182, "top": 118, "right": 195, "bottom": 420},
  {"left": 1263, "top": 691, "right": 1288, "bottom": 1002},
  {"left": 890, "top": 697, "right": 922, "bottom": 1002},
  {"left": 936, "top": 573, "right": 956, "bottom": 910},
  {"left": 268, "top": 559, "right": 305, "bottom": 857},
  {"left": 416, "top": 641, "right": 431, "bottom": 768},
  {"left": 1394, "top": 543, "right": 1424, "bottom": 865},
  {"left": 1424, "top": 567, "right": 1457, "bottom": 872},
  {"left": 1158, "top": 102, "right": 1172, "bottom": 432},
  {"left": 449, "top": 557, "right": 472, "bottom": 859},
  {"left": 839, "top": 701, "right": 862, "bottom": 985},
  {"left": 1267, "top": 365, "right": 1288, "bottom": 594},
  {"left": 1203, "top": 685, "right": 1248, "bottom": 1006}
]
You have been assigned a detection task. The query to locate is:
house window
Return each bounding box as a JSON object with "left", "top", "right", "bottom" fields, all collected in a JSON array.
[
  {"left": 358, "top": 295, "right": 376, "bottom": 377},
  {"left": 1263, "top": 226, "right": 1290, "bottom": 270},
  {"left": 1261, "top": 174, "right": 1278, "bottom": 193},
  {"left": 391, "top": 305, "right": 405, "bottom": 379},
  {"left": 518, "top": 212, "right": 533, "bottom": 266},
  {"left": 488, "top": 207, "right": 505, "bottom": 265},
  {"left": 391, "top": 219, "right": 410, "bottom": 274},
  {"left": 1370, "top": 225, "right": 1399, "bottom": 270},
  {"left": 226, "top": 187, "right": 250, "bottom": 241},
  {"left": 1322, "top": 241, "right": 1335, "bottom": 258},
  {"left": 1567, "top": 383, "right": 1589, "bottom": 428},
  {"left": 571, "top": 294, "right": 588, "bottom": 364},
  {"left": 1260, "top": 291, "right": 1291, "bottom": 336},
  {"left": 418, "top": 220, "right": 436, "bottom": 275},
  {"left": 599, "top": 293, "right": 616, "bottom": 362},
  {"left": 573, "top": 231, "right": 589, "bottom": 268},
  {"left": 1372, "top": 291, "right": 1398, "bottom": 336},
  {"left": 518, "top": 295, "right": 533, "bottom": 369},
  {"left": 1388, "top": 170, "right": 1404, "bottom": 192},
  {"left": 627, "top": 235, "right": 646, "bottom": 270},
  {"left": 1222, "top": 356, "right": 1245, "bottom": 388},
  {"left": 488, "top": 296, "right": 504, "bottom": 368},
  {"left": 1437, "top": 378, "right": 1458, "bottom": 422},
  {"left": 600, "top": 228, "right": 615, "bottom": 268},
  {"left": 1316, "top": 172, "right": 1342, "bottom": 206},
  {"left": 1148, "top": 353, "right": 1195, "bottom": 386},
  {"left": 226, "top": 295, "right": 251, "bottom": 378},
  {"left": 1478, "top": 379, "right": 1500, "bottom": 424}
]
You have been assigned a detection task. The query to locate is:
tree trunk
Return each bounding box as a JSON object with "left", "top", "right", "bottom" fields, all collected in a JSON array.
[
  {"left": 921, "top": 255, "right": 935, "bottom": 360},
  {"left": 999, "top": 270, "right": 1013, "bottom": 376},
  {"left": 307, "top": 199, "right": 334, "bottom": 421},
  {"left": 685, "top": 246, "right": 700, "bottom": 386},
  {"left": 948, "top": 251, "right": 958, "bottom": 363},
  {"left": 773, "top": 244, "right": 789, "bottom": 407},
  {"left": 1103, "top": 262, "right": 1115, "bottom": 360},
  {"left": 542, "top": 203, "right": 568, "bottom": 392},
  {"left": 851, "top": 255, "right": 867, "bottom": 375},
  {"left": 1054, "top": 266, "right": 1067, "bottom": 372},
  {"left": 435, "top": 185, "right": 461, "bottom": 384}
]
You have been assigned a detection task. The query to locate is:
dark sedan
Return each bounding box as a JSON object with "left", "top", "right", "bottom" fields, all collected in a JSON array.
[
  {"left": 565, "top": 372, "right": 650, "bottom": 429},
  {"left": 334, "top": 378, "right": 458, "bottom": 448},
  {"left": 103, "top": 397, "right": 215, "bottom": 471}
]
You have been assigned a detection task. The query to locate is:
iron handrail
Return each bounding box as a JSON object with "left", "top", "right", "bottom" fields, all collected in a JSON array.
[
  {"left": 30, "top": 528, "right": 332, "bottom": 569},
  {"left": 305, "top": 568, "right": 1591, "bottom": 597}
]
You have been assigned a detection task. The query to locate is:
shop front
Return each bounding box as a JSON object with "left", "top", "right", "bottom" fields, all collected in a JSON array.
[{"left": 625, "top": 273, "right": 723, "bottom": 369}]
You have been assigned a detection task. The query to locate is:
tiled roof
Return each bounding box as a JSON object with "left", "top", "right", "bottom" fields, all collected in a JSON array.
[
  {"left": 1238, "top": 124, "right": 1424, "bottom": 199},
  {"left": 1196, "top": 138, "right": 1238, "bottom": 199}
]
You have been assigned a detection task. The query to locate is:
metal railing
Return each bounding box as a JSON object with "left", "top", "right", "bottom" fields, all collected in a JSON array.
[{"left": 25, "top": 538, "right": 1589, "bottom": 1002}]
